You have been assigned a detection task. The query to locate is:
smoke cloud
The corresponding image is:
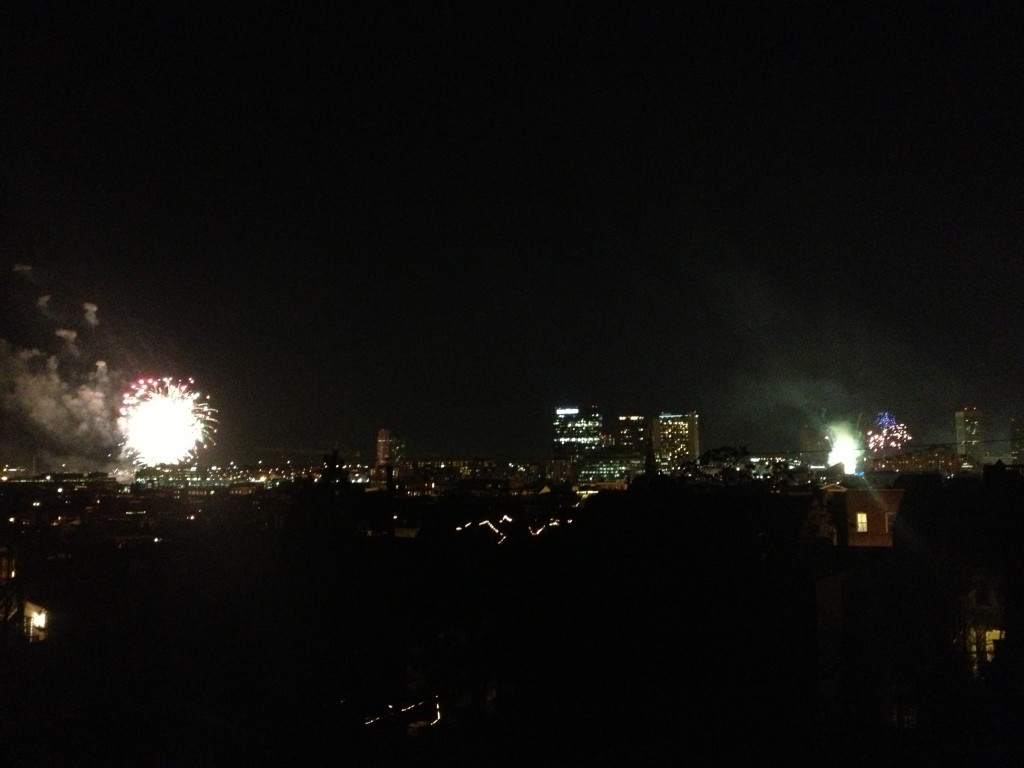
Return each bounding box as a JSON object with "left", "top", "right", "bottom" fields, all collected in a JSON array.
[
  {"left": 54, "top": 328, "right": 80, "bottom": 358},
  {"left": 0, "top": 267, "right": 127, "bottom": 471},
  {"left": 0, "top": 342, "right": 122, "bottom": 469}
]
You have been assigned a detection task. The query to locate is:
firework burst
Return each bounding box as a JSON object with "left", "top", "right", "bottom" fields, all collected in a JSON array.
[
  {"left": 867, "top": 412, "right": 912, "bottom": 454},
  {"left": 827, "top": 424, "right": 862, "bottom": 475},
  {"left": 119, "top": 377, "right": 217, "bottom": 466}
]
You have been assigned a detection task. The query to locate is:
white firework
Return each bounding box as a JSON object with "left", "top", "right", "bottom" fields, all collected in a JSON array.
[{"left": 119, "top": 377, "right": 216, "bottom": 466}]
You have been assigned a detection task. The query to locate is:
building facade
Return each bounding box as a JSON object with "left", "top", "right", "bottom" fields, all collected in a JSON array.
[
  {"left": 822, "top": 484, "right": 905, "bottom": 548},
  {"left": 955, "top": 408, "right": 983, "bottom": 467},
  {"left": 652, "top": 412, "right": 700, "bottom": 473},
  {"left": 613, "top": 414, "right": 649, "bottom": 454},
  {"left": 552, "top": 406, "right": 604, "bottom": 458},
  {"left": 1011, "top": 417, "right": 1024, "bottom": 465}
]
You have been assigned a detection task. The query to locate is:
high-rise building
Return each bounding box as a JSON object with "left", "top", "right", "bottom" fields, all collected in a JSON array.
[
  {"left": 552, "top": 406, "right": 604, "bottom": 458},
  {"left": 576, "top": 454, "right": 647, "bottom": 487},
  {"left": 652, "top": 412, "right": 700, "bottom": 473},
  {"left": 375, "top": 428, "right": 405, "bottom": 467},
  {"left": 1011, "top": 418, "right": 1024, "bottom": 465},
  {"left": 955, "top": 408, "right": 983, "bottom": 466},
  {"left": 613, "top": 414, "right": 649, "bottom": 454},
  {"left": 376, "top": 428, "right": 392, "bottom": 467}
]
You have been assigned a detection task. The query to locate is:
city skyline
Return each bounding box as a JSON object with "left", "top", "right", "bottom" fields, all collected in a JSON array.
[
  {"left": 2, "top": 4, "right": 1022, "bottom": 466},
  {"left": 0, "top": 318, "right": 1018, "bottom": 468}
]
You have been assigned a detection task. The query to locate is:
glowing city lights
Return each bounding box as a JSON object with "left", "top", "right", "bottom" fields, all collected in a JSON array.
[{"left": 119, "top": 377, "right": 217, "bottom": 467}]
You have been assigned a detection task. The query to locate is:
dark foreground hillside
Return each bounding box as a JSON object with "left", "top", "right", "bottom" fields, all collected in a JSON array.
[{"left": 2, "top": 481, "right": 1023, "bottom": 766}]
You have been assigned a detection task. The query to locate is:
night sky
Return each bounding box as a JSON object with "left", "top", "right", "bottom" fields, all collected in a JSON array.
[{"left": 1, "top": 2, "right": 1022, "bottom": 467}]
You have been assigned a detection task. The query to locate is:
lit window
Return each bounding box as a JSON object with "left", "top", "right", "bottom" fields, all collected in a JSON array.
[{"left": 856, "top": 512, "right": 868, "bottom": 533}]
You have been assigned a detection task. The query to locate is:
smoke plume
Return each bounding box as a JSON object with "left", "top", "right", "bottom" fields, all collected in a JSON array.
[{"left": 0, "top": 266, "right": 125, "bottom": 471}]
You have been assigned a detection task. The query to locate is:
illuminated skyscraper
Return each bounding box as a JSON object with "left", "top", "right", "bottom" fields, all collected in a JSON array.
[
  {"left": 1010, "top": 417, "right": 1024, "bottom": 465},
  {"left": 652, "top": 412, "right": 699, "bottom": 473},
  {"left": 613, "top": 414, "right": 649, "bottom": 454},
  {"left": 552, "top": 406, "right": 604, "bottom": 458},
  {"left": 376, "top": 428, "right": 392, "bottom": 468},
  {"left": 955, "top": 408, "right": 983, "bottom": 466},
  {"left": 375, "top": 428, "right": 405, "bottom": 467}
]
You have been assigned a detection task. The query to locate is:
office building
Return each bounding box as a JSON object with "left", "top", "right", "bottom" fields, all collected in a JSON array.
[
  {"left": 1011, "top": 418, "right": 1024, "bottom": 465},
  {"left": 552, "top": 406, "right": 604, "bottom": 458},
  {"left": 955, "top": 408, "right": 983, "bottom": 467},
  {"left": 376, "top": 428, "right": 392, "bottom": 467},
  {"left": 652, "top": 412, "right": 700, "bottom": 473},
  {"left": 613, "top": 414, "right": 649, "bottom": 454}
]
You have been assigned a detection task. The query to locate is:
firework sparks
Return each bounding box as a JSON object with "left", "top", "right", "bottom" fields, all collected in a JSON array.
[
  {"left": 867, "top": 412, "right": 913, "bottom": 454},
  {"left": 827, "top": 424, "right": 862, "bottom": 475},
  {"left": 119, "top": 377, "right": 216, "bottom": 466},
  {"left": 875, "top": 411, "right": 897, "bottom": 429}
]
